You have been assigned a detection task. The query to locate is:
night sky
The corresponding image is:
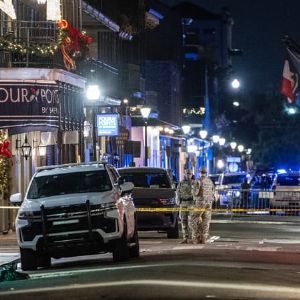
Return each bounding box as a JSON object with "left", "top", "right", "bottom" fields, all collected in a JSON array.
[{"left": 161, "top": 0, "right": 300, "bottom": 94}]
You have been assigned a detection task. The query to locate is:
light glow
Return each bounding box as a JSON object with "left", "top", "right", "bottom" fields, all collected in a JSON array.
[
  {"left": 140, "top": 107, "right": 151, "bottom": 119},
  {"left": 47, "top": 0, "right": 61, "bottom": 21},
  {"left": 182, "top": 125, "right": 191, "bottom": 134},
  {"left": 0, "top": 0, "right": 16, "bottom": 19},
  {"left": 86, "top": 85, "right": 101, "bottom": 100}
]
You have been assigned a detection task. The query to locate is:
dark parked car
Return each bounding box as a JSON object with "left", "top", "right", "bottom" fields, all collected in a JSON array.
[{"left": 118, "top": 167, "right": 179, "bottom": 238}]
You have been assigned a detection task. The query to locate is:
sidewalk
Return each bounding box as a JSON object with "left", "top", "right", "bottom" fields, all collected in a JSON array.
[{"left": 0, "top": 230, "right": 19, "bottom": 266}]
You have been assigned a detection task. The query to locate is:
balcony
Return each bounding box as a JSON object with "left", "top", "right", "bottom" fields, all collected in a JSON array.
[{"left": 0, "top": 20, "right": 64, "bottom": 68}]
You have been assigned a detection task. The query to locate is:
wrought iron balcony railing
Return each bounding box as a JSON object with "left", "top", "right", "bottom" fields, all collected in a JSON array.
[{"left": 0, "top": 20, "right": 64, "bottom": 68}]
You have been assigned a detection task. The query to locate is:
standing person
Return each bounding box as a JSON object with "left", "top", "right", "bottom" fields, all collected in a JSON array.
[
  {"left": 176, "top": 168, "right": 194, "bottom": 243},
  {"left": 167, "top": 168, "right": 178, "bottom": 189},
  {"left": 190, "top": 166, "right": 215, "bottom": 244},
  {"left": 241, "top": 177, "right": 250, "bottom": 209}
]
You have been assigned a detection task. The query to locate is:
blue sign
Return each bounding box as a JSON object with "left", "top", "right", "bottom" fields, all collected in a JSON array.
[{"left": 97, "top": 114, "right": 119, "bottom": 136}]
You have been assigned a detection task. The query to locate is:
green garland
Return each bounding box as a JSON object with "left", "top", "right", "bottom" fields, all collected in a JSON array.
[
  {"left": 0, "top": 131, "right": 10, "bottom": 195},
  {"left": 0, "top": 27, "right": 66, "bottom": 57}
]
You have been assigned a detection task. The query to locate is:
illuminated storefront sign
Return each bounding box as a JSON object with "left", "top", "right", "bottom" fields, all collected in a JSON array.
[{"left": 97, "top": 114, "right": 119, "bottom": 136}]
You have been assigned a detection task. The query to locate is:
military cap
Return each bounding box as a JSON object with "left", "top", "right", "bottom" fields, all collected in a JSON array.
[
  {"left": 199, "top": 166, "right": 208, "bottom": 174},
  {"left": 184, "top": 168, "right": 193, "bottom": 174}
]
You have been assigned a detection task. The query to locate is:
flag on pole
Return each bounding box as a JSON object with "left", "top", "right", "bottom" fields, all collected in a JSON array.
[{"left": 281, "top": 38, "right": 300, "bottom": 103}]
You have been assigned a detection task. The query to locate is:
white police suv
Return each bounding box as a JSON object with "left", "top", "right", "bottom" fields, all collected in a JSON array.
[{"left": 10, "top": 162, "right": 139, "bottom": 271}]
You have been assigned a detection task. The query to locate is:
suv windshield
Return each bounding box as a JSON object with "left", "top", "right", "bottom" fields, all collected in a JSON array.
[
  {"left": 121, "top": 172, "right": 171, "bottom": 188},
  {"left": 223, "top": 175, "right": 246, "bottom": 185},
  {"left": 27, "top": 170, "right": 112, "bottom": 199},
  {"left": 277, "top": 174, "right": 300, "bottom": 186}
]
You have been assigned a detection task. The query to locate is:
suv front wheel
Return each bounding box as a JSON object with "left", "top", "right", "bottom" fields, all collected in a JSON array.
[
  {"left": 20, "top": 248, "right": 38, "bottom": 271},
  {"left": 113, "top": 221, "right": 129, "bottom": 262}
]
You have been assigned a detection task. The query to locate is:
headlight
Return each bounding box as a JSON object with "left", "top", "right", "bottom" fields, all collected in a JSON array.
[
  {"left": 90, "top": 203, "right": 117, "bottom": 215},
  {"left": 18, "top": 211, "right": 35, "bottom": 220}
]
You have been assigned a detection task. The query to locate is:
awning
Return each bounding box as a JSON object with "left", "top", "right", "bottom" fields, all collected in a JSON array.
[{"left": 131, "top": 117, "right": 181, "bottom": 130}]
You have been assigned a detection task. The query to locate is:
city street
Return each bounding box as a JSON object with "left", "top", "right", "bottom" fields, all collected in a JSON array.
[{"left": 1, "top": 215, "right": 300, "bottom": 299}]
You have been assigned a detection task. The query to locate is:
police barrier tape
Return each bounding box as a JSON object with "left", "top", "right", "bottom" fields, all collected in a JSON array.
[{"left": 0, "top": 206, "right": 299, "bottom": 213}]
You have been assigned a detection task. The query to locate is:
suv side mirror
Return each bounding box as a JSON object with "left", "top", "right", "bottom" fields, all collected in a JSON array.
[
  {"left": 10, "top": 193, "right": 22, "bottom": 206},
  {"left": 117, "top": 176, "right": 125, "bottom": 186},
  {"left": 120, "top": 182, "right": 134, "bottom": 195}
]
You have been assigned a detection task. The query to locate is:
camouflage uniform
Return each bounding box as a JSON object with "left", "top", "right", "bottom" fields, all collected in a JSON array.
[
  {"left": 177, "top": 178, "right": 194, "bottom": 240},
  {"left": 190, "top": 173, "right": 214, "bottom": 243}
]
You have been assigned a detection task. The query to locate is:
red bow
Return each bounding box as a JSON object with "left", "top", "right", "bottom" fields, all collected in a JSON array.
[{"left": 0, "top": 140, "right": 12, "bottom": 158}]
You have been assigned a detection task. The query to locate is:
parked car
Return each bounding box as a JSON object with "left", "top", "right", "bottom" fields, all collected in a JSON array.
[
  {"left": 270, "top": 171, "right": 300, "bottom": 214},
  {"left": 118, "top": 167, "right": 179, "bottom": 238},
  {"left": 10, "top": 162, "right": 139, "bottom": 271},
  {"left": 215, "top": 172, "right": 248, "bottom": 207}
]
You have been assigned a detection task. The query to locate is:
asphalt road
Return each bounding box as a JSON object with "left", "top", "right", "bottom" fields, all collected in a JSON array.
[{"left": 1, "top": 215, "right": 300, "bottom": 300}]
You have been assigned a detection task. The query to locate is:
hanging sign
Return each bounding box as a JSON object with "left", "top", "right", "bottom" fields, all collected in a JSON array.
[
  {"left": 0, "top": 0, "right": 16, "bottom": 19},
  {"left": 0, "top": 83, "right": 60, "bottom": 129},
  {"left": 97, "top": 114, "right": 119, "bottom": 136}
]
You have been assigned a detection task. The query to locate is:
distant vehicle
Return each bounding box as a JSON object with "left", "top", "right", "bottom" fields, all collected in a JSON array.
[
  {"left": 10, "top": 163, "right": 139, "bottom": 271},
  {"left": 216, "top": 172, "right": 248, "bottom": 207},
  {"left": 118, "top": 167, "right": 179, "bottom": 238},
  {"left": 270, "top": 171, "right": 300, "bottom": 214},
  {"left": 209, "top": 174, "right": 221, "bottom": 186}
]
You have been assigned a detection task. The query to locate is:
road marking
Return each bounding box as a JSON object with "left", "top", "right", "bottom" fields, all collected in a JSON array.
[
  {"left": 1, "top": 279, "right": 300, "bottom": 297},
  {"left": 212, "top": 220, "right": 297, "bottom": 225},
  {"left": 262, "top": 239, "right": 300, "bottom": 244}
]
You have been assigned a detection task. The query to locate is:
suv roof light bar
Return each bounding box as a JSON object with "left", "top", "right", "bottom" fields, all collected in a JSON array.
[{"left": 36, "top": 161, "right": 109, "bottom": 172}]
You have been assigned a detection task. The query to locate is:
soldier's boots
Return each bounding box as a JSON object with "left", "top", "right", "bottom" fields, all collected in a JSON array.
[{"left": 179, "top": 238, "right": 188, "bottom": 244}]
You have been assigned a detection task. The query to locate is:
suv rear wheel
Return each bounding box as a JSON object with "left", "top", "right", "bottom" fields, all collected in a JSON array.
[{"left": 20, "top": 248, "right": 38, "bottom": 271}]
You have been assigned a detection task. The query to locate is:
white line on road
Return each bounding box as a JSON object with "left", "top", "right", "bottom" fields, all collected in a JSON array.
[
  {"left": 212, "top": 220, "right": 298, "bottom": 225},
  {"left": 1, "top": 279, "right": 300, "bottom": 298}
]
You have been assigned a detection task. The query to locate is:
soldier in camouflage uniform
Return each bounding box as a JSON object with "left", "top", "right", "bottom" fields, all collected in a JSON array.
[
  {"left": 190, "top": 166, "right": 214, "bottom": 244},
  {"left": 176, "top": 168, "right": 194, "bottom": 243}
]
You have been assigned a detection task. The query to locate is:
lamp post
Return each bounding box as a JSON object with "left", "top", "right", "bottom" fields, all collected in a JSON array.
[
  {"left": 199, "top": 129, "right": 208, "bottom": 166},
  {"left": 86, "top": 84, "right": 101, "bottom": 161},
  {"left": 230, "top": 141, "right": 237, "bottom": 152},
  {"left": 140, "top": 107, "right": 151, "bottom": 166}
]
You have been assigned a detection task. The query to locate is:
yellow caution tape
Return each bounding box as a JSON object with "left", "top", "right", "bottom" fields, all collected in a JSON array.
[
  {"left": 0, "top": 206, "right": 20, "bottom": 209},
  {"left": 0, "top": 206, "right": 298, "bottom": 213}
]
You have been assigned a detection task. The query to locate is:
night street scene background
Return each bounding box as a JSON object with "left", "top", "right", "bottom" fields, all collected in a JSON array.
[{"left": 1, "top": 1, "right": 300, "bottom": 300}]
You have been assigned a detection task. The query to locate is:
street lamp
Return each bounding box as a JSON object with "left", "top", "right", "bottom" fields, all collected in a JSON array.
[
  {"left": 199, "top": 129, "right": 208, "bottom": 166},
  {"left": 182, "top": 125, "right": 191, "bottom": 135},
  {"left": 86, "top": 85, "right": 101, "bottom": 161},
  {"left": 219, "top": 137, "right": 226, "bottom": 146},
  {"left": 212, "top": 135, "right": 220, "bottom": 144},
  {"left": 231, "top": 79, "right": 240, "bottom": 89},
  {"left": 237, "top": 144, "right": 244, "bottom": 153},
  {"left": 86, "top": 85, "right": 101, "bottom": 101},
  {"left": 199, "top": 129, "right": 208, "bottom": 139},
  {"left": 230, "top": 141, "right": 237, "bottom": 151},
  {"left": 140, "top": 106, "right": 151, "bottom": 166}
]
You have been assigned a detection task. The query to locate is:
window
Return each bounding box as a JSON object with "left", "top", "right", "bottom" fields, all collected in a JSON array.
[
  {"left": 121, "top": 172, "right": 171, "bottom": 188},
  {"left": 277, "top": 175, "right": 300, "bottom": 186},
  {"left": 27, "top": 170, "right": 112, "bottom": 199}
]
